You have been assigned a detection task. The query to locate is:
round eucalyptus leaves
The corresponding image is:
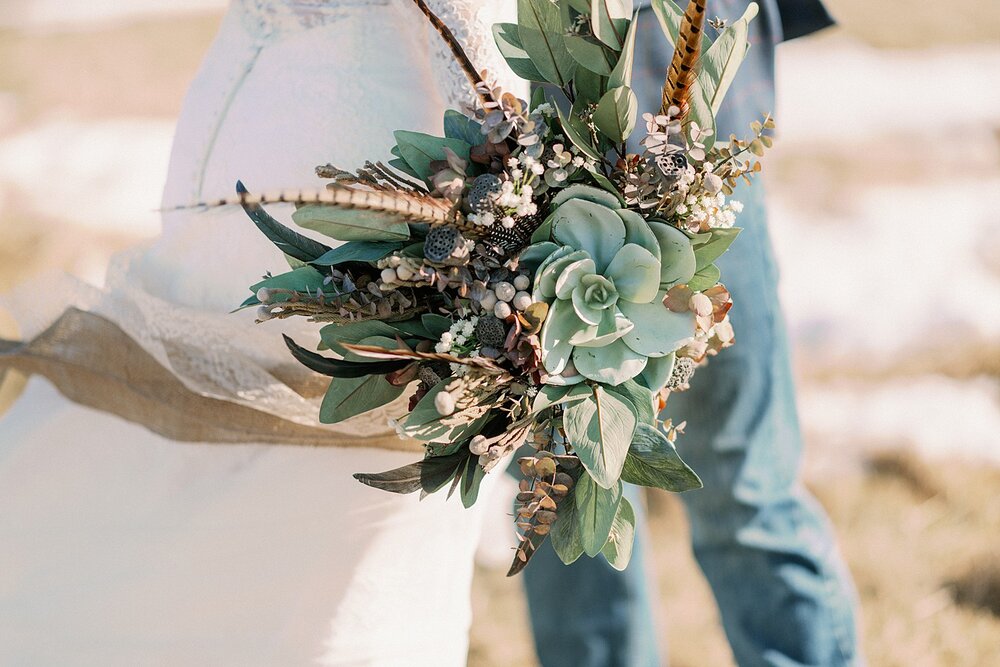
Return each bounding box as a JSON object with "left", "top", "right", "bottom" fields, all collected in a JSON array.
[{"left": 530, "top": 186, "right": 697, "bottom": 386}]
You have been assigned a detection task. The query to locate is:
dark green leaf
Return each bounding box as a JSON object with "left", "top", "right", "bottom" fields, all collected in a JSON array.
[
  {"left": 236, "top": 181, "right": 331, "bottom": 262},
  {"left": 354, "top": 450, "right": 470, "bottom": 495},
  {"left": 283, "top": 334, "right": 409, "bottom": 378},
  {"left": 460, "top": 454, "right": 485, "bottom": 508},
  {"left": 319, "top": 321, "right": 408, "bottom": 358},
  {"left": 320, "top": 374, "right": 405, "bottom": 424},
  {"left": 312, "top": 241, "right": 405, "bottom": 266},
  {"left": 621, "top": 422, "right": 702, "bottom": 492},
  {"left": 393, "top": 131, "right": 471, "bottom": 181},
  {"left": 421, "top": 313, "right": 452, "bottom": 338},
  {"left": 575, "top": 474, "right": 623, "bottom": 556},
  {"left": 556, "top": 104, "right": 602, "bottom": 161},
  {"left": 607, "top": 12, "right": 638, "bottom": 89},
  {"left": 442, "top": 110, "right": 484, "bottom": 146}
]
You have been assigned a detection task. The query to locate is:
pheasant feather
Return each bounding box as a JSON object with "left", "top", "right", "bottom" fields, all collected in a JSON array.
[{"left": 660, "top": 0, "right": 707, "bottom": 119}]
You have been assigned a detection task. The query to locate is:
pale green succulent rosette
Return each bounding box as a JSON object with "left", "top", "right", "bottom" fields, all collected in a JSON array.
[{"left": 530, "top": 185, "right": 697, "bottom": 387}]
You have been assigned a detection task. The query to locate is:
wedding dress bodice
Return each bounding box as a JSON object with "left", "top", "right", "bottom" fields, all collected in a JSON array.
[{"left": 4, "top": 0, "right": 527, "bottom": 447}]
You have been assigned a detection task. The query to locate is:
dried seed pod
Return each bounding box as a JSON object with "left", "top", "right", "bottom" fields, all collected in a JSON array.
[
  {"left": 535, "top": 457, "right": 557, "bottom": 478},
  {"left": 533, "top": 523, "right": 551, "bottom": 536},
  {"left": 467, "top": 173, "right": 503, "bottom": 212},
  {"left": 475, "top": 315, "right": 508, "bottom": 348},
  {"left": 424, "top": 225, "right": 464, "bottom": 263},
  {"left": 516, "top": 491, "right": 536, "bottom": 502},
  {"left": 655, "top": 151, "right": 688, "bottom": 179},
  {"left": 417, "top": 361, "right": 452, "bottom": 388},
  {"left": 535, "top": 510, "right": 558, "bottom": 525},
  {"left": 538, "top": 495, "right": 557, "bottom": 511},
  {"left": 666, "top": 356, "right": 697, "bottom": 391},
  {"left": 518, "top": 457, "right": 537, "bottom": 477},
  {"left": 554, "top": 472, "right": 575, "bottom": 489}
]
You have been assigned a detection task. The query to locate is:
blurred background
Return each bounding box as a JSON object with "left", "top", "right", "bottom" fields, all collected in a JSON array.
[{"left": 0, "top": 0, "right": 997, "bottom": 665}]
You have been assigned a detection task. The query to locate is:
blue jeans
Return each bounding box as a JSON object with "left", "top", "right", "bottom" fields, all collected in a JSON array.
[{"left": 521, "top": 9, "right": 859, "bottom": 662}]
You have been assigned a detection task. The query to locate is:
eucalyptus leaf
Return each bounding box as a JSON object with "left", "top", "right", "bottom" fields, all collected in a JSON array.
[
  {"left": 606, "top": 379, "right": 655, "bottom": 425},
  {"left": 393, "top": 131, "right": 471, "bottom": 181},
  {"left": 319, "top": 321, "right": 407, "bottom": 357},
  {"left": 574, "top": 473, "right": 623, "bottom": 556},
  {"left": 312, "top": 241, "right": 405, "bottom": 266},
  {"left": 250, "top": 266, "right": 328, "bottom": 304},
  {"left": 564, "top": 385, "right": 638, "bottom": 488},
  {"left": 637, "top": 352, "right": 675, "bottom": 392},
  {"left": 564, "top": 34, "right": 615, "bottom": 75},
  {"left": 686, "top": 263, "right": 721, "bottom": 291},
  {"left": 693, "top": 227, "right": 740, "bottom": 270},
  {"left": 621, "top": 423, "right": 702, "bottom": 492},
  {"left": 591, "top": 0, "right": 632, "bottom": 50},
  {"left": 237, "top": 181, "right": 331, "bottom": 263},
  {"left": 592, "top": 86, "right": 637, "bottom": 143},
  {"left": 402, "top": 381, "right": 488, "bottom": 443},
  {"left": 442, "top": 109, "right": 484, "bottom": 146},
  {"left": 518, "top": 0, "right": 577, "bottom": 86},
  {"left": 556, "top": 104, "right": 602, "bottom": 161},
  {"left": 293, "top": 205, "right": 410, "bottom": 242},
  {"left": 550, "top": 484, "right": 585, "bottom": 564},
  {"left": 608, "top": 12, "right": 638, "bottom": 89},
  {"left": 320, "top": 374, "right": 405, "bottom": 424},
  {"left": 698, "top": 3, "right": 759, "bottom": 115},
  {"left": 493, "top": 23, "right": 547, "bottom": 82},
  {"left": 600, "top": 496, "right": 636, "bottom": 570}
]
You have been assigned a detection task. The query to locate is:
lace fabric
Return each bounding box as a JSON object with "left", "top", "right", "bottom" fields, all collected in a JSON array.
[{"left": 3, "top": 0, "right": 527, "bottom": 448}]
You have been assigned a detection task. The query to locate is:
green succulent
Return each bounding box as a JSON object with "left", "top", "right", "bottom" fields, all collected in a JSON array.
[{"left": 530, "top": 185, "right": 697, "bottom": 386}]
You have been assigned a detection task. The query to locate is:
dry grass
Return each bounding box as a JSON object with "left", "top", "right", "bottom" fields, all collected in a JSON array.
[{"left": 469, "top": 450, "right": 1000, "bottom": 666}]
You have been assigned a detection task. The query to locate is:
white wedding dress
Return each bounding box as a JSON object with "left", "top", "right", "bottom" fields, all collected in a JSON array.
[{"left": 0, "top": 1, "right": 525, "bottom": 664}]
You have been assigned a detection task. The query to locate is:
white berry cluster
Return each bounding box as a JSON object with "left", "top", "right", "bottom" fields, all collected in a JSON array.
[{"left": 474, "top": 273, "right": 534, "bottom": 319}]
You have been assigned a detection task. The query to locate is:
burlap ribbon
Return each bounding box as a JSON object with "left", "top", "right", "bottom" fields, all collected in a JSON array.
[{"left": 0, "top": 308, "right": 421, "bottom": 452}]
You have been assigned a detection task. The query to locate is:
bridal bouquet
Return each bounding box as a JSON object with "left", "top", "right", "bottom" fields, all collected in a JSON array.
[{"left": 239, "top": 0, "right": 771, "bottom": 574}]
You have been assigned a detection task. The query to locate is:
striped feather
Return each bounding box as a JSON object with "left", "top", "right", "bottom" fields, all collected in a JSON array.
[{"left": 660, "top": 0, "right": 707, "bottom": 119}]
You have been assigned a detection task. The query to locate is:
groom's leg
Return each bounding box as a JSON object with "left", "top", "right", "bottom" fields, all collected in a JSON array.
[
  {"left": 665, "top": 182, "right": 862, "bottom": 667},
  {"left": 521, "top": 483, "right": 661, "bottom": 667}
]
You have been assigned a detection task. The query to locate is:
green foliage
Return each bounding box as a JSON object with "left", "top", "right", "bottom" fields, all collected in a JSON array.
[
  {"left": 686, "top": 263, "right": 722, "bottom": 291},
  {"left": 621, "top": 423, "right": 702, "bottom": 492},
  {"left": 401, "top": 382, "right": 489, "bottom": 444},
  {"left": 237, "top": 181, "right": 331, "bottom": 263},
  {"left": 249, "top": 266, "right": 327, "bottom": 305},
  {"left": 353, "top": 450, "right": 470, "bottom": 495},
  {"left": 601, "top": 496, "right": 636, "bottom": 570},
  {"left": 293, "top": 206, "right": 410, "bottom": 242},
  {"left": 550, "top": 480, "right": 586, "bottom": 564},
  {"left": 517, "top": 0, "right": 578, "bottom": 86},
  {"left": 574, "top": 472, "right": 623, "bottom": 556},
  {"left": 320, "top": 374, "right": 405, "bottom": 424},
  {"left": 392, "top": 131, "right": 471, "bottom": 181},
  {"left": 590, "top": 0, "right": 632, "bottom": 50},
  {"left": 282, "top": 335, "right": 409, "bottom": 379},
  {"left": 312, "top": 241, "right": 405, "bottom": 266},
  {"left": 693, "top": 227, "right": 740, "bottom": 270},
  {"left": 493, "top": 22, "right": 547, "bottom": 82},
  {"left": 564, "top": 385, "right": 638, "bottom": 488},
  {"left": 593, "top": 85, "right": 638, "bottom": 142},
  {"left": 459, "top": 454, "right": 486, "bottom": 508},
  {"left": 442, "top": 110, "right": 484, "bottom": 146},
  {"left": 319, "top": 321, "right": 406, "bottom": 358}
]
